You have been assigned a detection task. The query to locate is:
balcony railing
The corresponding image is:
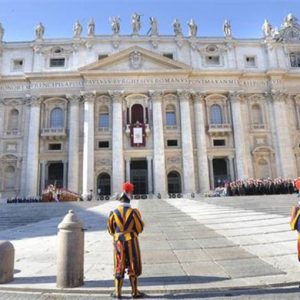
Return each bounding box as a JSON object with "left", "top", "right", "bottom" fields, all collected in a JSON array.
[
  {"left": 208, "top": 123, "right": 232, "bottom": 133},
  {"left": 41, "top": 128, "right": 67, "bottom": 139},
  {"left": 5, "top": 129, "right": 20, "bottom": 136},
  {"left": 251, "top": 124, "right": 266, "bottom": 130}
]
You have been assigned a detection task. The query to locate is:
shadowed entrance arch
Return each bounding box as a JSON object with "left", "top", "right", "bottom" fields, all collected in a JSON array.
[
  {"left": 97, "top": 173, "right": 111, "bottom": 195},
  {"left": 47, "top": 162, "right": 64, "bottom": 188},
  {"left": 130, "top": 160, "right": 148, "bottom": 194},
  {"left": 167, "top": 171, "right": 182, "bottom": 193},
  {"left": 213, "top": 158, "right": 229, "bottom": 187}
]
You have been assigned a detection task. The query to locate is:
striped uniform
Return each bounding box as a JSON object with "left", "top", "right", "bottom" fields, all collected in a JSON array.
[
  {"left": 290, "top": 206, "right": 300, "bottom": 261},
  {"left": 107, "top": 204, "right": 144, "bottom": 279}
]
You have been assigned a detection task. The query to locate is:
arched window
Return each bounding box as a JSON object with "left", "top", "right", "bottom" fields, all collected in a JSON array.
[
  {"left": 251, "top": 104, "right": 263, "bottom": 124},
  {"left": 99, "top": 105, "right": 109, "bottom": 128},
  {"left": 9, "top": 109, "right": 19, "bottom": 130},
  {"left": 167, "top": 171, "right": 182, "bottom": 193},
  {"left": 166, "top": 104, "right": 176, "bottom": 126},
  {"left": 97, "top": 173, "right": 111, "bottom": 195},
  {"left": 131, "top": 104, "right": 144, "bottom": 124},
  {"left": 4, "top": 166, "right": 15, "bottom": 189},
  {"left": 50, "top": 107, "right": 64, "bottom": 128},
  {"left": 210, "top": 104, "right": 223, "bottom": 124}
]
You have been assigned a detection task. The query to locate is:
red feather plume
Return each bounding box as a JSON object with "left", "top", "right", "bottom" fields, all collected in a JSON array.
[{"left": 123, "top": 182, "right": 134, "bottom": 194}]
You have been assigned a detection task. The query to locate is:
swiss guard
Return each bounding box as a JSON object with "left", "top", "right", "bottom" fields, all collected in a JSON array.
[
  {"left": 290, "top": 200, "right": 300, "bottom": 262},
  {"left": 107, "top": 182, "right": 144, "bottom": 299}
]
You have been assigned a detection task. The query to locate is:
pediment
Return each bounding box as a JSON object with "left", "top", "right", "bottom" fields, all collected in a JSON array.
[{"left": 79, "top": 46, "right": 191, "bottom": 72}]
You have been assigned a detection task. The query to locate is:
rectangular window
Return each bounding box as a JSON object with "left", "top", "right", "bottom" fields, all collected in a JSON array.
[
  {"left": 245, "top": 56, "right": 256, "bottom": 67},
  {"left": 163, "top": 53, "right": 174, "bottom": 59},
  {"left": 98, "top": 54, "right": 108, "bottom": 60},
  {"left": 12, "top": 59, "right": 24, "bottom": 71},
  {"left": 213, "top": 139, "right": 225, "bottom": 146},
  {"left": 49, "top": 143, "right": 62, "bottom": 150},
  {"left": 166, "top": 112, "right": 176, "bottom": 126},
  {"left": 99, "top": 141, "right": 109, "bottom": 148},
  {"left": 205, "top": 55, "right": 220, "bottom": 65},
  {"left": 290, "top": 53, "right": 300, "bottom": 67},
  {"left": 99, "top": 113, "right": 109, "bottom": 128},
  {"left": 50, "top": 58, "right": 65, "bottom": 67},
  {"left": 167, "top": 139, "right": 178, "bottom": 147}
]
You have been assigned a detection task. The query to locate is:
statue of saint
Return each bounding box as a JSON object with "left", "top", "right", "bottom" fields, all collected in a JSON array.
[
  {"left": 148, "top": 17, "right": 158, "bottom": 36},
  {"left": 172, "top": 19, "right": 182, "bottom": 36},
  {"left": 223, "top": 19, "right": 232, "bottom": 37},
  {"left": 35, "top": 22, "right": 45, "bottom": 40},
  {"left": 111, "top": 16, "right": 120, "bottom": 34},
  {"left": 132, "top": 13, "right": 141, "bottom": 34},
  {"left": 73, "top": 20, "right": 82, "bottom": 38},
  {"left": 188, "top": 19, "right": 197, "bottom": 37},
  {"left": 88, "top": 19, "right": 95, "bottom": 37},
  {"left": 283, "top": 13, "right": 297, "bottom": 28},
  {"left": 262, "top": 19, "right": 272, "bottom": 37},
  {"left": 0, "top": 22, "right": 4, "bottom": 42}
]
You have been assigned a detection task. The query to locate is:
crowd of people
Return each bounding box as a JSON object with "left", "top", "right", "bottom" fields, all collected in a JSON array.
[
  {"left": 225, "top": 178, "right": 296, "bottom": 196},
  {"left": 6, "top": 197, "right": 42, "bottom": 203}
]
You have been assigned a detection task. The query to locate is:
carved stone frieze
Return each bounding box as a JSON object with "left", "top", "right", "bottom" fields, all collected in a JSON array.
[
  {"left": 129, "top": 51, "right": 143, "bottom": 69},
  {"left": 108, "top": 90, "right": 124, "bottom": 102},
  {"left": 270, "top": 91, "right": 287, "bottom": 103},
  {"left": 96, "top": 159, "right": 112, "bottom": 167},
  {"left": 25, "top": 94, "right": 43, "bottom": 107},
  {"left": 66, "top": 94, "right": 81, "bottom": 104},
  {"left": 81, "top": 91, "right": 96, "bottom": 103},
  {"left": 177, "top": 89, "right": 190, "bottom": 102},
  {"left": 229, "top": 91, "right": 246, "bottom": 103},
  {"left": 166, "top": 156, "right": 181, "bottom": 165},
  {"left": 149, "top": 90, "right": 163, "bottom": 102},
  {"left": 2, "top": 98, "right": 23, "bottom": 106}
]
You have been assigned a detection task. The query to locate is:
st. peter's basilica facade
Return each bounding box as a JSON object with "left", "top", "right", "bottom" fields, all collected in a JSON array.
[{"left": 1, "top": 14, "right": 300, "bottom": 199}]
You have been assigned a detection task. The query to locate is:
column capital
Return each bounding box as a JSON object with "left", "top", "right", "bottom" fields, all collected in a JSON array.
[
  {"left": 229, "top": 91, "right": 245, "bottom": 103},
  {"left": 191, "top": 91, "right": 206, "bottom": 102},
  {"left": 149, "top": 90, "right": 163, "bottom": 102},
  {"left": 270, "top": 90, "right": 287, "bottom": 103},
  {"left": 25, "top": 94, "right": 43, "bottom": 107},
  {"left": 66, "top": 94, "right": 81, "bottom": 104},
  {"left": 108, "top": 90, "right": 124, "bottom": 102},
  {"left": 177, "top": 89, "right": 191, "bottom": 101},
  {"left": 81, "top": 91, "right": 96, "bottom": 103}
]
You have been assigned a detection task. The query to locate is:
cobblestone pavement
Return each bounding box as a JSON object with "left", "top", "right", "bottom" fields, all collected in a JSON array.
[{"left": 0, "top": 194, "right": 300, "bottom": 299}]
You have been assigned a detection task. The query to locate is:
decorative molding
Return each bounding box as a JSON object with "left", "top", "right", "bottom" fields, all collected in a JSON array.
[
  {"left": 129, "top": 50, "right": 143, "bottom": 69},
  {"left": 108, "top": 90, "right": 124, "bottom": 102},
  {"left": 149, "top": 90, "right": 163, "bottom": 102},
  {"left": 66, "top": 94, "right": 81, "bottom": 104},
  {"left": 81, "top": 91, "right": 96, "bottom": 103},
  {"left": 177, "top": 89, "right": 190, "bottom": 102}
]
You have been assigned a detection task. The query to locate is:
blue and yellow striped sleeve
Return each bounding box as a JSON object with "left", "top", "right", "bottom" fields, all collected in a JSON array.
[{"left": 133, "top": 208, "right": 144, "bottom": 234}]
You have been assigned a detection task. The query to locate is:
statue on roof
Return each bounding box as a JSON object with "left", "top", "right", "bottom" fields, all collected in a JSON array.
[
  {"left": 88, "top": 19, "right": 95, "bottom": 37},
  {"left": 172, "top": 19, "right": 182, "bottom": 36},
  {"left": 73, "top": 20, "right": 82, "bottom": 38},
  {"left": 188, "top": 19, "right": 197, "bottom": 37},
  {"left": 35, "top": 22, "right": 45, "bottom": 40},
  {"left": 283, "top": 13, "right": 298, "bottom": 28},
  {"left": 262, "top": 19, "right": 272, "bottom": 37},
  {"left": 148, "top": 17, "right": 158, "bottom": 36},
  {"left": 111, "top": 16, "right": 120, "bottom": 35},
  {"left": 132, "top": 13, "right": 141, "bottom": 35},
  {"left": 223, "top": 19, "right": 232, "bottom": 37}
]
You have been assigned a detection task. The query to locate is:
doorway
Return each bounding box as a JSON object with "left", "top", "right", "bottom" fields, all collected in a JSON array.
[
  {"left": 47, "top": 162, "right": 64, "bottom": 188},
  {"left": 130, "top": 160, "right": 148, "bottom": 194},
  {"left": 167, "top": 171, "right": 182, "bottom": 193},
  {"left": 213, "top": 158, "right": 229, "bottom": 187},
  {"left": 97, "top": 173, "right": 111, "bottom": 195}
]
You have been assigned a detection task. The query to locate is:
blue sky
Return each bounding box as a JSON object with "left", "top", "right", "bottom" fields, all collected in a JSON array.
[{"left": 0, "top": 0, "right": 300, "bottom": 41}]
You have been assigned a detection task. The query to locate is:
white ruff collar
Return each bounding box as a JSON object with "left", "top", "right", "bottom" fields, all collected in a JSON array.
[{"left": 119, "top": 202, "right": 131, "bottom": 208}]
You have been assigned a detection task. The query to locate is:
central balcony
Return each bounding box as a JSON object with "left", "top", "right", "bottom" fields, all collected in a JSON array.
[
  {"left": 40, "top": 128, "right": 67, "bottom": 140},
  {"left": 208, "top": 123, "right": 232, "bottom": 136}
]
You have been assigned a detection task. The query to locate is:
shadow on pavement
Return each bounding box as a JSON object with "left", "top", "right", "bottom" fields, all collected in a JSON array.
[{"left": 9, "top": 276, "right": 56, "bottom": 284}]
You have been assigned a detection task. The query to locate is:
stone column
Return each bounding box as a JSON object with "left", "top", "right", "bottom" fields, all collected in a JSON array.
[
  {"left": 67, "top": 94, "right": 81, "bottom": 193},
  {"left": 270, "top": 92, "right": 297, "bottom": 178},
  {"left": 208, "top": 157, "right": 214, "bottom": 189},
  {"left": 230, "top": 92, "right": 249, "bottom": 180},
  {"left": 0, "top": 99, "right": 4, "bottom": 136},
  {"left": 40, "top": 160, "right": 46, "bottom": 191},
  {"left": 228, "top": 156, "right": 235, "bottom": 181},
  {"left": 81, "top": 92, "right": 95, "bottom": 197},
  {"left": 25, "top": 96, "right": 42, "bottom": 197},
  {"left": 147, "top": 156, "right": 153, "bottom": 194},
  {"left": 126, "top": 158, "right": 131, "bottom": 182},
  {"left": 63, "top": 160, "right": 68, "bottom": 188},
  {"left": 178, "top": 90, "right": 195, "bottom": 193},
  {"left": 193, "top": 92, "right": 210, "bottom": 193},
  {"left": 109, "top": 91, "right": 125, "bottom": 194},
  {"left": 149, "top": 90, "right": 166, "bottom": 195}
]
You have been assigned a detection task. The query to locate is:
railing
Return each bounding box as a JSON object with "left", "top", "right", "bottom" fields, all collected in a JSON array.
[
  {"left": 40, "top": 128, "right": 66, "bottom": 137},
  {"left": 208, "top": 123, "right": 231, "bottom": 132},
  {"left": 5, "top": 129, "right": 20, "bottom": 136},
  {"left": 251, "top": 124, "right": 266, "bottom": 130}
]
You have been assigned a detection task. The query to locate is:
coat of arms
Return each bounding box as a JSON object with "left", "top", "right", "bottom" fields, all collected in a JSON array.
[{"left": 129, "top": 50, "right": 143, "bottom": 69}]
